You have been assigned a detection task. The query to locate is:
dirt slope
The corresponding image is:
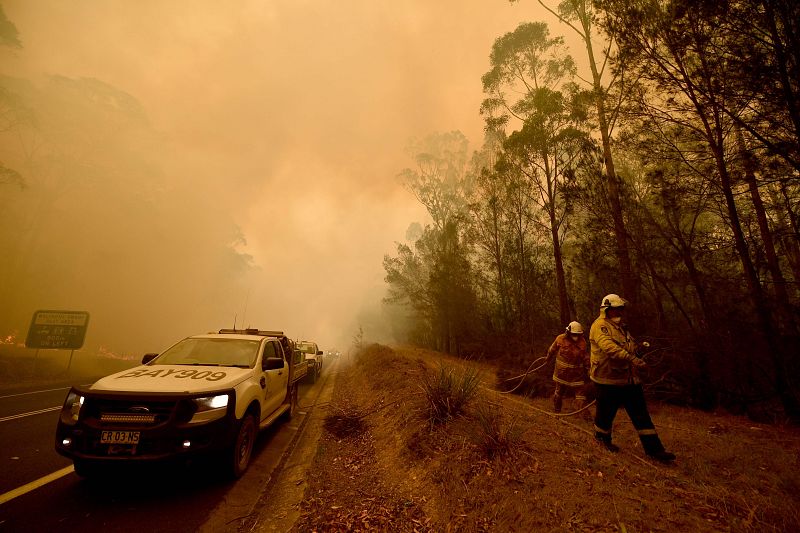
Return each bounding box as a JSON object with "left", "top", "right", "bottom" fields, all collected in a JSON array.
[{"left": 282, "top": 344, "right": 800, "bottom": 532}]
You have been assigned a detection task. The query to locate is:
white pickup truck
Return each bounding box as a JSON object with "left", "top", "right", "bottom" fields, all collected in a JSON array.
[
  {"left": 55, "top": 329, "right": 307, "bottom": 478},
  {"left": 297, "top": 340, "right": 323, "bottom": 382}
]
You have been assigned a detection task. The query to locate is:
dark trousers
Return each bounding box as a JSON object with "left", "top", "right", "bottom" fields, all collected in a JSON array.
[{"left": 593, "top": 383, "right": 665, "bottom": 455}]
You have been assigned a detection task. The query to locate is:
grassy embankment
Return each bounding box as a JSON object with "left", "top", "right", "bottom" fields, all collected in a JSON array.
[{"left": 292, "top": 344, "right": 800, "bottom": 532}]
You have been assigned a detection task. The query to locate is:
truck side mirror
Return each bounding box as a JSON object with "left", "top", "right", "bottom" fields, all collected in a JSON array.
[
  {"left": 262, "top": 357, "right": 284, "bottom": 371},
  {"left": 142, "top": 353, "right": 159, "bottom": 364},
  {"left": 316, "top": 350, "right": 323, "bottom": 356}
]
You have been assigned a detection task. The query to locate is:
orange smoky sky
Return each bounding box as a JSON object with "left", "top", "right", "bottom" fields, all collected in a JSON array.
[{"left": 1, "top": 1, "right": 568, "bottom": 351}]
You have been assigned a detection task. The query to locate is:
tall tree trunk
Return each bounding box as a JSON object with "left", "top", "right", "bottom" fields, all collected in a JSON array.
[
  {"left": 644, "top": 261, "right": 666, "bottom": 334},
  {"left": 583, "top": 23, "right": 637, "bottom": 305},
  {"left": 736, "top": 126, "right": 796, "bottom": 333},
  {"left": 549, "top": 206, "right": 570, "bottom": 325},
  {"left": 676, "top": 236, "right": 715, "bottom": 328},
  {"left": 537, "top": 0, "right": 637, "bottom": 303},
  {"left": 779, "top": 177, "right": 800, "bottom": 240},
  {"left": 762, "top": 0, "right": 800, "bottom": 149},
  {"left": 490, "top": 200, "right": 510, "bottom": 326},
  {"left": 713, "top": 141, "right": 799, "bottom": 418},
  {"left": 767, "top": 182, "right": 800, "bottom": 289}
]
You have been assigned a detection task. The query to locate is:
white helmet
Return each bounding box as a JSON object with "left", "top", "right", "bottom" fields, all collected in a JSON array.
[
  {"left": 600, "top": 294, "right": 627, "bottom": 309},
  {"left": 566, "top": 321, "right": 583, "bottom": 334}
]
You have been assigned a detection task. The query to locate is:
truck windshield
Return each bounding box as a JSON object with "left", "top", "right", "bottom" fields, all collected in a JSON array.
[
  {"left": 155, "top": 338, "right": 260, "bottom": 367},
  {"left": 298, "top": 343, "right": 316, "bottom": 354}
]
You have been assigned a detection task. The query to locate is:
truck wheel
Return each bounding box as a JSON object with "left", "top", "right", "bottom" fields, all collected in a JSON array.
[
  {"left": 310, "top": 365, "right": 318, "bottom": 383},
  {"left": 228, "top": 414, "right": 257, "bottom": 478},
  {"left": 73, "top": 459, "right": 99, "bottom": 478}
]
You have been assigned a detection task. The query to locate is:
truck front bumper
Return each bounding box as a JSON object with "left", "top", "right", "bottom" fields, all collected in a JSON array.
[{"left": 55, "top": 387, "right": 238, "bottom": 463}]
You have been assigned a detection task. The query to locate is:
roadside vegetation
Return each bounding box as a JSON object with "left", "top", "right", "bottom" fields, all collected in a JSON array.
[
  {"left": 421, "top": 363, "right": 481, "bottom": 425},
  {"left": 383, "top": 0, "right": 800, "bottom": 423},
  {"left": 293, "top": 345, "right": 800, "bottom": 532}
]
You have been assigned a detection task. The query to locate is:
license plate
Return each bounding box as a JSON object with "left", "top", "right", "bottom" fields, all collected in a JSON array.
[{"left": 100, "top": 430, "right": 140, "bottom": 444}]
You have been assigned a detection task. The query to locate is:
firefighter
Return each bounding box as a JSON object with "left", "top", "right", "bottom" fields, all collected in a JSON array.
[
  {"left": 546, "top": 321, "right": 590, "bottom": 414},
  {"left": 589, "top": 294, "right": 676, "bottom": 463}
]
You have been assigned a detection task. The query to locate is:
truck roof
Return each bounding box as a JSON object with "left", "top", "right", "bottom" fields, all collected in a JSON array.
[{"left": 190, "top": 329, "right": 288, "bottom": 341}]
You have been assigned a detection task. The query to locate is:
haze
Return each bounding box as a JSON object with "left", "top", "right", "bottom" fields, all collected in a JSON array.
[{"left": 0, "top": 0, "right": 560, "bottom": 355}]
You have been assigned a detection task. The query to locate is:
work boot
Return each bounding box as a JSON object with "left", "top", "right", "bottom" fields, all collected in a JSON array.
[
  {"left": 595, "top": 435, "right": 619, "bottom": 453},
  {"left": 553, "top": 395, "right": 562, "bottom": 413},
  {"left": 647, "top": 450, "right": 676, "bottom": 463},
  {"left": 640, "top": 434, "right": 672, "bottom": 462}
]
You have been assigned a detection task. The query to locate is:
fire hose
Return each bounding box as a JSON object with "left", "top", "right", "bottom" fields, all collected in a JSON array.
[
  {"left": 498, "top": 341, "right": 653, "bottom": 416},
  {"left": 497, "top": 354, "right": 598, "bottom": 418},
  {"left": 498, "top": 356, "right": 549, "bottom": 395}
]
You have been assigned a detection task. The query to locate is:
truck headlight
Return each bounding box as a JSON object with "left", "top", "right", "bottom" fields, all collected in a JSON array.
[
  {"left": 189, "top": 394, "right": 230, "bottom": 424},
  {"left": 61, "top": 390, "right": 85, "bottom": 425}
]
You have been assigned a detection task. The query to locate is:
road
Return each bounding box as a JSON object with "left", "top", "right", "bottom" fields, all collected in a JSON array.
[{"left": 0, "top": 362, "right": 336, "bottom": 533}]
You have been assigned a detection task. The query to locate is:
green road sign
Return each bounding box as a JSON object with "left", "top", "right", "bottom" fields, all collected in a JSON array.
[{"left": 25, "top": 310, "right": 90, "bottom": 350}]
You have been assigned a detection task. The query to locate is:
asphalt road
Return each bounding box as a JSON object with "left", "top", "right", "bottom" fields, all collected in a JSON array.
[{"left": 0, "top": 364, "right": 333, "bottom": 533}]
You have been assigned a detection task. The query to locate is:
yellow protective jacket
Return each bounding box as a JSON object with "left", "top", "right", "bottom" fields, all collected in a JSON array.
[
  {"left": 547, "top": 333, "right": 589, "bottom": 387},
  {"left": 589, "top": 309, "right": 641, "bottom": 385}
]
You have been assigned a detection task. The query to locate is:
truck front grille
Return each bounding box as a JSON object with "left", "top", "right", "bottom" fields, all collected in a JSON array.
[
  {"left": 86, "top": 398, "right": 183, "bottom": 426},
  {"left": 100, "top": 413, "right": 158, "bottom": 424}
]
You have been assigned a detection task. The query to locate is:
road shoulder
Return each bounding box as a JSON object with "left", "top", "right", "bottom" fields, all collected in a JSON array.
[{"left": 200, "top": 359, "right": 338, "bottom": 533}]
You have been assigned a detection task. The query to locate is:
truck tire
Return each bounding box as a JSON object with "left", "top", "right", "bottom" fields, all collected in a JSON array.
[
  {"left": 310, "top": 364, "right": 318, "bottom": 383},
  {"left": 228, "top": 414, "right": 257, "bottom": 478}
]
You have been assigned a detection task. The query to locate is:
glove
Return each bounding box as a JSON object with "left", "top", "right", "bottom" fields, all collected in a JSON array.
[{"left": 631, "top": 357, "right": 647, "bottom": 368}]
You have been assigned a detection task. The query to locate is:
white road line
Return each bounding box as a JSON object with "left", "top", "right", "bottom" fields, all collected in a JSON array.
[
  {"left": 0, "top": 406, "right": 61, "bottom": 423},
  {"left": 0, "top": 387, "right": 70, "bottom": 399},
  {"left": 0, "top": 466, "right": 74, "bottom": 505}
]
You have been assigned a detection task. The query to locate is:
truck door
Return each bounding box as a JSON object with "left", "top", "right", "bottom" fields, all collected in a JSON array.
[{"left": 260, "top": 340, "right": 288, "bottom": 417}]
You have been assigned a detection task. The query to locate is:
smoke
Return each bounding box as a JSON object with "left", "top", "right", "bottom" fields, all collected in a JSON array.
[{"left": 0, "top": 1, "right": 561, "bottom": 355}]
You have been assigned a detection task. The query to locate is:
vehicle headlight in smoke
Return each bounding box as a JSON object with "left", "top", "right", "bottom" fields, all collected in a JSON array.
[
  {"left": 61, "top": 390, "right": 85, "bottom": 425},
  {"left": 189, "top": 394, "right": 230, "bottom": 424}
]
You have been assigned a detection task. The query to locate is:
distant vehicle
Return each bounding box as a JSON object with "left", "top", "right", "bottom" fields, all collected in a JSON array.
[
  {"left": 55, "top": 329, "right": 307, "bottom": 479},
  {"left": 297, "top": 340, "right": 323, "bottom": 382}
]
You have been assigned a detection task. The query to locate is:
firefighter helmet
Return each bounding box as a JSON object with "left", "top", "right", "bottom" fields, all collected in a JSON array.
[
  {"left": 600, "top": 294, "right": 626, "bottom": 309},
  {"left": 565, "top": 321, "right": 583, "bottom": 334}
]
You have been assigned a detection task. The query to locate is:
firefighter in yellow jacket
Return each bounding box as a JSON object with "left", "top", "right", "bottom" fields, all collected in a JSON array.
[
  {"left": 590, "top": 294, "right": 676, "bottom": 463},
  {"left": 546, "top": 321, "right": 589, "bottom": 413}
]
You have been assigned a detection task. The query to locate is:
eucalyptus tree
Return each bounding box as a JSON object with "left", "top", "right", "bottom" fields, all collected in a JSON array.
[
  {"left": 500, "top": 86, "right": 590, "bottom": 325},
  {"left": 0, "top": 6, "right": 24, "bottom": 189},
  {"left": 515, "top": 0, "right": 638, "bottom": 304},
  {"left": 397, "top": 131, "right": 471, "bottom": 232},
  {"left": 599, "top": 0, "right": 799, "bottom": 417},
  {"left": 482, "top": 21, "right": 587, "bottom": 326},
  {"left": 494, "top": 153, "right": 539, "bottom": 337},
  {"left": 383, "top": 240, "right": 435, "bottom": 346},
  {"left": 467, "top": 132, "right": 512, "bottom": 327},
  {"left": 707, "top": 0, "right": 800, "bottom": 174},
  {"left": 0, "top": 5, "right": 21, "bottom": 48},
  {"left": 635, "top": 165, "right": 717, "bottom": 332},
  {"left": 390, "top": 131, "right": 478, "bottom": 354}
]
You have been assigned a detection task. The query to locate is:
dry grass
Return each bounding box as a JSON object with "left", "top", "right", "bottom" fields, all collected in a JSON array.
[
  {"left": 470, "top": 401, "right": 524, "bottom": 459},
  {"left": 292, "top": 344, "right": 800, "bottom": 532},
  {"left": 420, "top": 363, "right": 481, "bottom": 425}
]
